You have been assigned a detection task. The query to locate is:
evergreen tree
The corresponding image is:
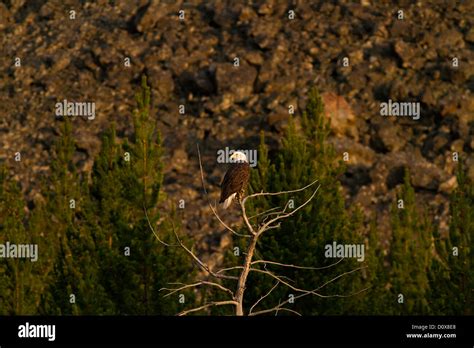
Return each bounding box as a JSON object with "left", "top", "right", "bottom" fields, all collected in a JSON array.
[
  {"left": 351, "top": 217, "right": 391, "bottom": 314},
  {"left": 0, "top": 166, "right": 40, "bottom": 314},
  {"left": 430, "top": 162, "right": 473, "bottom": 314},
  {"left": 38, "top": 120, "right": 112, "bottom": 314},
  {"left": 351, "top": 171, "right": 436, "bottom": 315},
  {"left": 386, "top": 170, "right": 433, "bottom": 314},
  {"left": 89, "top": 76, "right": 195, "bottom": 314}
]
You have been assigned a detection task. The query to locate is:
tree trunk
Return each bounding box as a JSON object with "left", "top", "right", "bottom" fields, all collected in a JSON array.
[{"left": 235, "top": 234, "right": 258, "bottom": 316}]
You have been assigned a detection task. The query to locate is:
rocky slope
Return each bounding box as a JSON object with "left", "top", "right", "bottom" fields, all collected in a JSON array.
[{"left": 1, "top": 0, "right": 473, "bottom": 261}]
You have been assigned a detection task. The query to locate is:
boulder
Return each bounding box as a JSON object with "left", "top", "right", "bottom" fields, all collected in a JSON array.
[
  {"left": 215, "top": 63, "right": 257, "bottom": 103},
  {"left": 322, "top": 92, "right": 358, "bottom": 140}
]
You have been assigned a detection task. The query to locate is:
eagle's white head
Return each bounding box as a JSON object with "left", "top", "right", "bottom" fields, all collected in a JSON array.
[{"left": 230, "top": 151, "right": 248, "bottom": 163}]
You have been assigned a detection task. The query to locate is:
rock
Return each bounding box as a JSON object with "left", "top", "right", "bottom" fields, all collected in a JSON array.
[
  {"left": 436, "top": 29, "right": 464, "bottom": 49},
  {"left": 257, "top": 0, "right": 274, "bottom": 15},
  {"left": 421, "top": 88, "right": 436, "bottom": 107},
  {"left": 52, "top": 53, "right": 71, "bottom": 73},
  {"left": 172, "top": 148, "right": 189, "bottom": 172},
  {"left": 353, "top": 184, "right": 380, "bottom": 208},
  {"left": 264, "top": 75, "right": 296, "bottom": 95},
  {"left": 440, "top": 96, "right": 459, "bottom": 117},
  {"left": 193, "top": 69, "right": 216, "bottom": 96},
  {"left": 148, "top": 69, "right": 174, "bottom": 101},
  {"left": 389, "top": 20, "right": 412, "bottom": 38},
  {"left": 422, "top": 133, "right": 450, "bottom": 158},
  {"left": 256, "top": 62, "right": 276, "bottom": 90},
  {"left": 460, "top": 95, "right": 474, "bottom": 118},
  {"left": 267, "top": 105, "right": 290, "bottom": 132},
  {"left": 245, "top": 51, "right": 264, "bottom": 66},
  {"left": 178, "top": 69, "right": 215, "bottom": 96},
  {"left": 248, "top": 18, "right": 282, "bottom": 49},
  {"left": 219, "top": 233, "right": 232, "bottom": 250},
  {"left": 215, "top": 63, "right": 257, "bottom": 103},
  {"left": 153, "top": 44, "right": 173, "bottom": 62},
  {"left": 394, "top": 40, "right": 425, "bottom": 69},
  {"left": 329, "top": 137, "right": 377, "bottom": 167},
  {"left": 238, "top": 5, "right": 257, "bottom": 23},
  {"left": 450, "top": 139, "right": 464, "bottom": 153},
  {"left": 134, "top": 0, "right": 171, "bottom": 33},
  {"left": 0, "top": 3, "right": 11, "bottom": 30},
  {"left": 349, "top": 49, "right": 364, "bottom": 65},
  {"left": 160, "top": 111, "right": 179, "bottom": 128},
  {"left": 371, "top": 151, "right": 449, "bottom": 192},
  {"left": 410, "top": 160, "right": 448, "bottom": 191},
  {"left": 321, "top": 92, "right": 358, "bottom": 140},
  {"left": 467, "top": 155, "right": 474, "bottom": 182},
  {"left": 212, "top": 2, "right": 238, "bottom": 29},
  {"left": 466, "top": 27, "right": 474, "bottom": 43},
  {"left": 439, "top": 176, "right": 457, "bottom": 194},
  {"left": 371, "top": 119, "right": 407, "bottom": 153},
  {"left": 74, "top": 129, "right": 101, "bottom": 157},
  {"left": 347, "top": 65, "right": 369, "bottom": 91}
]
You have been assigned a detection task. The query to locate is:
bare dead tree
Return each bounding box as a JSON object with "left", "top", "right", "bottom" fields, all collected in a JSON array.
[{"left": 148, "top": 145, "right": 369, "bottom": 316}]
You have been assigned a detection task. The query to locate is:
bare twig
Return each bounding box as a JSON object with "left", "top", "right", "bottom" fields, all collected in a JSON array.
[
  {"left": 143, "top": 203, "right": 178, "bottom": 247},
  {"left": 170, "top": 221, "right": 238, "bottom": 281},
  {"left": 245, "top": 179, "right": 319, "bottom": 201},
  {"left": 249, "top": 281, "right": 279, "bottom": 315},
  {"left": 248, "top": 206, "right": 281, "bottom": 220},
  {"left": 251, "top": 268, "right": 325, "bottom": 297},
  {"left": 250, "top": 285, "right": 371, "bottom": 316},
  {"left": 312, "top": 266, "right": 369, "bottom": 292},
  {"left": 241, "top": 199, "right": 257, "bottom": 235},
  {"left": 251, "top": 258, "right": 344, "bottom": 270},
  {"left": 251, "top": 266, "right": 368, "bottom": 299},
  {"left": 160, "top": 280, "right": 234, "bottom": 298},
  {"left": 177, "top": 300, "right": 238, "bottom": 316},
  {"left": 257, "top": 184, "right": 321, "bottom": 235},
  {"left": 249, "top": 267, "right": 371, "bottom": 316},
  {"left": 274, "top": 307, "right": 302, "bottom": 316},
  {"left": 263, "top": 223, "right": 281, "bottom": 232},
  {"left": 215, "top": 266, "right": 244, "bottom": 274}
]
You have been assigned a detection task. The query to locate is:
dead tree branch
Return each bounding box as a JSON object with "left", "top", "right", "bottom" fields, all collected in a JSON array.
[
  {"left": 160, "top": 280, "right": 234, "bottom": 298},
  {"left": 149, "top": 146, "right": 369, "bottom": 316},
  {"left": 249, "top": 281, "right": 279, "bottom": 315},
  {"left": 177, "top": 301, "right": 238, "bottom": 316},
  {"left": 170, "top": 223, "right": 238, "bottom": 281},
  {"left": 251, "top": 258, "right": 344, "bottom": 270}
]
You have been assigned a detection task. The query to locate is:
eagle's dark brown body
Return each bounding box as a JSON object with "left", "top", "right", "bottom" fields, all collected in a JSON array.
[{"left": 219, "top": 161, "right": 250, "bottom": 208}]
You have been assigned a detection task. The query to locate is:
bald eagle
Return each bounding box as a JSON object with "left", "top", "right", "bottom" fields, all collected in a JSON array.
[{"left": 219, "top": 151, "right": 250, "bottom": 209}]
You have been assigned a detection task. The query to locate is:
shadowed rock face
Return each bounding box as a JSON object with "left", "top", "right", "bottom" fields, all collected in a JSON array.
[{"left": 0, "top": 1, "right": 472, "bottom": 252}]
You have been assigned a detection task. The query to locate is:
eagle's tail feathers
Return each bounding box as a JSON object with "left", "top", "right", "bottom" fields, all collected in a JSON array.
[{"left": 222, "top": 193, "right": 236, "bottom": 209}]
